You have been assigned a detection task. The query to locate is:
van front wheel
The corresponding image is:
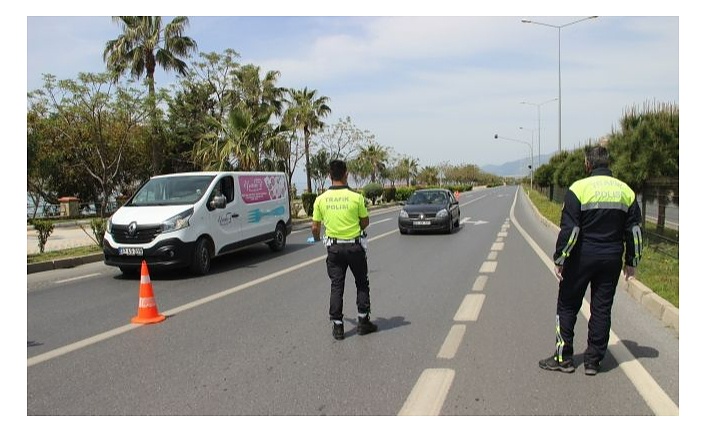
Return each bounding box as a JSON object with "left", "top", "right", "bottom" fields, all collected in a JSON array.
[
  {"left": 268, "top": 223, "right": 287, "bottom": 251},
  {"left": 190, "top": 237, "right": 211, "bottom": 275}
]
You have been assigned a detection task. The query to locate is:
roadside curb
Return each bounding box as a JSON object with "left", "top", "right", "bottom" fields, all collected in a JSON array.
[
  {"left": 624, "top": 277, "right": 679, "bottom": 335},
  {"left": 525, "top": 190, "right": 679, "bottom": 336},
  {"left": 27, "top": 253, "right": 104, "bottom": 274}
]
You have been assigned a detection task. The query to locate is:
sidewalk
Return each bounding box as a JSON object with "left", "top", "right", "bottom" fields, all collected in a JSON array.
[{"left": 27, "top": 221, "right": 98, "bottom": 255}]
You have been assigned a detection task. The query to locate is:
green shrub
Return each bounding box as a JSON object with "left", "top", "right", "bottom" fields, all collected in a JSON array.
[
  {"left": 382, "top": 186, "right": 397, "bottom": 203},
  {"left": 32, "top": 219, "right": 54, "bottom": 253},
  {"left": 301, "top": 192, "right": 317, "bottom": 216},
  {"left": 362, "top": 183, "right": 384, "bottom": 205},
  {"left": 395, "top": 186, "right": 416, "bottom": 202}
]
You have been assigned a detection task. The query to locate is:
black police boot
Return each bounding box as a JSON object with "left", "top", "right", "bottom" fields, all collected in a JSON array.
[
  {"left": 332, "top": 322, "right": 344, "bottom": 340},
  {"left": 357, "top": 314, "right": 378, "bottom": 335}
]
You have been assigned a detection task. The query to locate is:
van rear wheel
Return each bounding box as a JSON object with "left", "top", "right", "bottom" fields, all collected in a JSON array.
[
  {"left": 268, "top": 223, "right": 287, "bottom": 251},
  {"left": 190, "top": 237, "right": 211, "bottom": 275}
]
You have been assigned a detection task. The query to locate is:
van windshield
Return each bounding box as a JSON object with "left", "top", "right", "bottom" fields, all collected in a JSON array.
[{"left": 128, "top": 175, "right": 216, "bottom": 206}]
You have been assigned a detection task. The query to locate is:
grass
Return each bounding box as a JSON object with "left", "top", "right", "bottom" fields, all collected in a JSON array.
[
  {"left": 27, "top": 245, "right": 102, "bottom": 264},
  {"left": 525, "top": 186, "right": 678, "bottom": 308}
]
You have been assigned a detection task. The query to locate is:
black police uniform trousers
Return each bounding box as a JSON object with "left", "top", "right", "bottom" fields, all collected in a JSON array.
[
  {"left": 556, "top": 253, "right": 622, "bottom": 365},
  {"left": 326, "top": 241, "right": 371, "bottom": 321}
]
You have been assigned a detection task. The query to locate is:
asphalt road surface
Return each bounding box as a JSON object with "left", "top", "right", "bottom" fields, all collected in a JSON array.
[{"left": 26, "top": 186, "right": 681, "bottom": 421}]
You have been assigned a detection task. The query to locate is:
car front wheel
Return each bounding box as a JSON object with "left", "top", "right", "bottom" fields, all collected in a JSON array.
[{"left": 190, "top": 237, "right": 212, "bottom": 276}]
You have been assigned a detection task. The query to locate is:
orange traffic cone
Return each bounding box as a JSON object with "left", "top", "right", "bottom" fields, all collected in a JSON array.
[{"left": 131, "top": 260, "right": 166, "bottom": 324}]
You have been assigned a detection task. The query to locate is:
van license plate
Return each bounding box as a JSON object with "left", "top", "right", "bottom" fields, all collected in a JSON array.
[{"left": 119, "top": 247, "right": 144, "bottom": 256}]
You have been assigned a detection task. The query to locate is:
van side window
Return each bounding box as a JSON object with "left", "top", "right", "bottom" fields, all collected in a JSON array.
[
  {"left": 208, "top": 177, "right": 235, "bottom": 210},
  {"left": 222, "top": 176, "right": 235, "bottom": 203}
]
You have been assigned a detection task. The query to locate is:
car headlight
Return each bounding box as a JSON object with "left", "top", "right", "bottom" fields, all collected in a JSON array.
[
  {"left": 161, "top": 208, "right": 194, "bottom": 233},
  {"left": 436, "top": 209, "right": 449, "bottom": 218},
  {"left": 399, "top": 209, "right": 409, "bottom": 218}
]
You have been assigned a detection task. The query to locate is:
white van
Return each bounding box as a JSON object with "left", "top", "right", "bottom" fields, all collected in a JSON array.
[{"left": 103, "top": 171, "right": 291, "bottom": 276}]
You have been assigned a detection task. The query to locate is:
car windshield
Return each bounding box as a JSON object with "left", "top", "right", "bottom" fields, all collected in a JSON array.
[
  {"left": 408, "top": 191, "right": 446, "bottom": 205},
  {"left": 128, "top": 175, "right": 216, "bottom": 206}
]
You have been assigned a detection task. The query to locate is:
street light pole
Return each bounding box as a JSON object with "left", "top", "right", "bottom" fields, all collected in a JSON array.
[
  {"left": 521, "top": 97, "right": 557, "bottom": 166},
  {"left": 494, "top": 133, "right": 533, "bottom": 190},
  {"left": 521, "top": 16, "right": 597, "bottom": 153}
]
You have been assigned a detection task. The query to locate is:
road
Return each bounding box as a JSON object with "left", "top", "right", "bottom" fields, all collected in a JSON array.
[{"left": 26, "top": 186, "right": 679, "bottom": 418}]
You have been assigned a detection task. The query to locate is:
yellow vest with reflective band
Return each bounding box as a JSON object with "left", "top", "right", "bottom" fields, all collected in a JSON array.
[
  {"left": 312, "top": 187, "right": 368, "bottom": 240},
  {"left": 570, "top": 175, "right": 636, "bottom": 211}
]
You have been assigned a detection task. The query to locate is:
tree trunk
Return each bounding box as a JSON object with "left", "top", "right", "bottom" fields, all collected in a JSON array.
[
  {"left": 147, "top": 76, "right": 161, "bottom": 175},
  {"left": 657, "top": 187, "right": 667, "bottom": 235},
  {"left": 304, "top": 130, "right": 312, "bottom": 193}
]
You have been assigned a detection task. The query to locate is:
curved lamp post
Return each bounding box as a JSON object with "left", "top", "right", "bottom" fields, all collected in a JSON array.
[
  {"left": 521, "top": 16, "right": 597, "bottom": 153},
  {"left": 520, "top": 97, "right": 557, "bottom": 166},
  {"left": 494, "top": 133, "right": 533, "bottom": 190}
]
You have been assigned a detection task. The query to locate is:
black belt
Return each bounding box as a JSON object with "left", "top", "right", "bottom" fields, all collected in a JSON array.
[{"left": 328, "top": 237, "right": 360, "bottom": 245}]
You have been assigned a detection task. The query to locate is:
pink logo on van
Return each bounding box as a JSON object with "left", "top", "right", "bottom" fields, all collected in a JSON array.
[{"left": 239, "top": 175, "right": 287, "bottom": 204}]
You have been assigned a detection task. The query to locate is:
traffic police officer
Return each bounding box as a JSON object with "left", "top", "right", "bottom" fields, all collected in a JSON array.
[
  {"left": 310, "top": 160, "right": 378, "bottom": 340},
  {"left": 539, "top": 144, "right": 642, "bottom": 375}
]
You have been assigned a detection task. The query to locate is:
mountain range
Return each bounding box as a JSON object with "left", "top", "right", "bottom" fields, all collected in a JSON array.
[{"left": 481, "top": 154, "right": 550, "bottom": 178}]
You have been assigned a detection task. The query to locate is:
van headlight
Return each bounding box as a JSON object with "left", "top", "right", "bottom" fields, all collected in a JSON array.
[
  {"left": 161, "top": 208, "right": 194, "bottom": 233},
  {"left": 106, "top": 217, "right": 113, "bottom": 233}
]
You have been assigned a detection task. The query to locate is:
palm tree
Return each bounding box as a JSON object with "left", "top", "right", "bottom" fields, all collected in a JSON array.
[
  {"left": 234, "top": 64, "right": 285, "bottom": 119},
  {"left": 193, "top": 64, "right": 289, "bottom": 172},
  {"left": 418, "top": 166, "right": 440, "bottom": 186},
  {"left": 104, "top": 16, "right": 198, "bottom": 174},
  {"left": 286, "top": 87, "right": 331, "bottom": 193},
  {"left": 397, "top": 156, "right": 419, "bottom": 186},
  {"left": 357, "top": 143, "right": 389, "bottom": 184}
]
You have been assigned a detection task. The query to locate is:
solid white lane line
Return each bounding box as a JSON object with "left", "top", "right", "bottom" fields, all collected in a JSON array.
[
  {"left": 454, "top": 294, "right": 485, "bottom": 322},
  {"left": 606, "top": 327, "right": 679, "bottom": 416},
  {"left": 509, "top": 187, "right": 679, "bottom": 416},
  {"left": 28, "top": 228, "right": 400, "bottom": 367},
  {"left": 437, "top": 324, "right": 466, "bottom": 359},
  {"left": 398, "top": 368, "right": 455, "bottom": 416},
  {"left": 28, "top": 325, "right": 138, "bottom": 367},
  {"left": 54, "top": 273, "right": 101, "bottom": 284}
]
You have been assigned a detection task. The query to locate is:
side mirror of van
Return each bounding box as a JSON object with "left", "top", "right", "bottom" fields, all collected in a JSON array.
[{"left": 210, "top": 194, "right": 226, "bottom": 209}]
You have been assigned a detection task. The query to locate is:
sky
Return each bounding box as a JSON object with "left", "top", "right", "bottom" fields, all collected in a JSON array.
[
  {"left": 25, "top": 11, "right": 680, "bottom": 176},
  {"left": 15, "top": 2, "right": 702, "bottom": 424}
]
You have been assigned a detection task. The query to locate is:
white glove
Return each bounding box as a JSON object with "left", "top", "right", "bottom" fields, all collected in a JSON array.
[{"left": 360, "top": 230, "right": 368, "bottom": 251}]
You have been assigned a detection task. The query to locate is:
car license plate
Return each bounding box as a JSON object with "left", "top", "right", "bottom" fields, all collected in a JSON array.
[
  {"left": 413, "top": 220, "right": 431, "bottom": 226},
  {"left": 119, "top": 247, "right": 144, "bottom": 256}
]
